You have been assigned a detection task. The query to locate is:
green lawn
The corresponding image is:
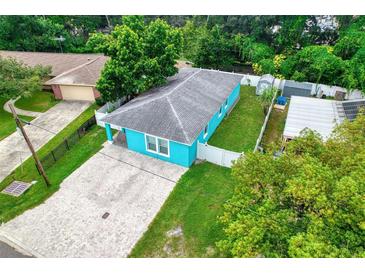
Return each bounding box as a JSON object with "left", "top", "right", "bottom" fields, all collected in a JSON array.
[
  {"left": 208, "top": 86, "right": 265, "bottom": 153},
  {"left": 261, "top": 106, "right": 288, "bottom": 150},
  {"left": 130, "top": 162, "right": 235, "bottom": 258},
  {"left": 15, "top": 91, "right": 59, "bottom": 113},
  {"left": 0, "top": 98, "right": 34, "bottom": 141},
  {"left": 0, "top": 104, "right": 106, "bottom": 223}
]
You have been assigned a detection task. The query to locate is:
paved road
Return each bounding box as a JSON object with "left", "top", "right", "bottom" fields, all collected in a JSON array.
[
  {"left": 0, "top": 143, "right": 187, "bottom": 257},
  {"left": 0, "top": 101, "right": 90, "bottom": 182},
  {"left": 0, "top": 241, "right": 31, "bottom": 258}
]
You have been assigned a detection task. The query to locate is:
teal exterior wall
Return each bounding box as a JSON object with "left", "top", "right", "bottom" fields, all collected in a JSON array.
[
  {"left": 120, "top": 83, "right": 241, "bottom": 167},
  {"left": 124, "top": 128, "right": 192, "bottom": 167}
]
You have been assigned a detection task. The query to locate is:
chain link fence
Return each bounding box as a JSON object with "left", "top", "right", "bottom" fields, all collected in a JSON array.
[{"left": 38, "top": 116, "right": 96, "bottom": 171}]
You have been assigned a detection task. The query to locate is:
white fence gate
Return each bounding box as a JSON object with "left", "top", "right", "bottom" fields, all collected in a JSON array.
[{"left": 197, "top": 142, "right": 243, "bottom": 168}]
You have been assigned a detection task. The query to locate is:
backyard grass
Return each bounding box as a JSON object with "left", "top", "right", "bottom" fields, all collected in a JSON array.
[
  {"left": 208, "top": 86, "right": 264, "bottom": 152},
  {"left": 130, "top": 162, "right": 235, "bottom": 258},
  {"left": 15, "top": 90, "right": 59, "bottom": 113},
  {"left": 261, "top": 106, "right": 288, "bottom": 150},
  {"left": 0, "top": 104, "right": 106, "bottom": 223},
  {"left": 0, "top": 98, "right": 34, "bottom": 141}
]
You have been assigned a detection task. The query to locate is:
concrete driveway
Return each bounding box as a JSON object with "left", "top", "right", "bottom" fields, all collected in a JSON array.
[
  {"left": 0, "top": 101, "right": 90, "bottom": 182},
  {"left": 0, "top": 143, "right": 187, "bottom": 257}
]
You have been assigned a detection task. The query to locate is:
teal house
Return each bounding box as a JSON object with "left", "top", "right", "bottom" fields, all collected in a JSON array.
[{"left": 100, "top": 68, "right": 242, "bottom": 167}]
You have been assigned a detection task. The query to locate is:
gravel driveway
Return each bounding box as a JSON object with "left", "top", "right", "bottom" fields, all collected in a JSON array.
[
  {"left": 0, "top": 143, "right": 187, "bottom": 257},
  {"left": 0, "top": 101, "right": 90, "bottom": 182}
]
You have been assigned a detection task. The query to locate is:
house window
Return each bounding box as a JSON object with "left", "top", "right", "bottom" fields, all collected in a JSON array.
[
  {"left": 146, "top": 134, "right": 169, "bottom": 157},
  {"left": 146, "top": 135, "right": 157, "bottom": 152},
  {"left": 204, "top": 124, "right": 208, "bottom": 138},
  {"left": 225, "top": 99, "right": 228, "bottom": 108},
  {"left": 158, "top": 139, "right": 169, "bottom": 156}
]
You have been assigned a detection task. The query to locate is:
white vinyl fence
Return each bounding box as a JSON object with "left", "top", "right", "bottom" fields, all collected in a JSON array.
[
  {"left": 95, "top": 97, "right": 126, "bottom": 127},
  {"left": 197, "top": 142, "right": 243, "bottom": 168},
  {"left": 240, "top": 74, "right": 364, "bottom": 100},
  {"left": 253, "top": 84, "right": 281, "bottom": 152}
]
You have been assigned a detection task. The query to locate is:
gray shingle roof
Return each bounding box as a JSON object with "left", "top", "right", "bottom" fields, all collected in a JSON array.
[
  {"left": 0, "top": 50, "right": 105, "bottom": 77},
  {"left": 45, "top": 56, "right": 108, "bottom": 86},
  {"left": 101, "top": 68, "right": 242, "bottom": 144}
]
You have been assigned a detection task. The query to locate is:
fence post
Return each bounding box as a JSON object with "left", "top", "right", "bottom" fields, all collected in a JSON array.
[
  {"left": 51, "top": 150, "right": 56, "bottom": 162},
  {"left": 65, "top": 139, "right": 70, "bottom": 150}
]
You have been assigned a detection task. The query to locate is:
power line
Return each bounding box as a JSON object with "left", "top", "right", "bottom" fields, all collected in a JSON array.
[{"left": 19, "top": 118, "right": 58, "bottom": 135}]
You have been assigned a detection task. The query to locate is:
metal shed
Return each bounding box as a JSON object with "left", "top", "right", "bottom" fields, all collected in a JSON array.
[
  {"left": 256, "top": 74, "right": 275, "bottom": 95},
  {"left": 282, "top": 80, "right": 313, "bottom": 98},
  {"left": 283, "top": 96, "right": 341, "bottom": 140}
]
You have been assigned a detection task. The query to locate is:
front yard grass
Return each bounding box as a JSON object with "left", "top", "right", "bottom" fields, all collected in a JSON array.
[
  {"left": 208, "top": 86, "right": 264, "bottom": 152},
  {"left": 130, "top": 162, "right": 235, "bottom": 258},
  {"left": 15, "top": 91, "right": 59, "bottom": 113},
  {"left": 0, "top": 98, "right": 34, "bottom": 141},
  {"left": 0, "top": 104, "right": 106, "bottom": 223}
]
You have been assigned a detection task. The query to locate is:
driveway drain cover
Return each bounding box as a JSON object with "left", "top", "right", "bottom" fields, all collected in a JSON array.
[
  {"left": 102, "top": 212, "right": 110, "bottom": 219},
  {"left": 1, "top": 181, "right": 32, "bottom": 197}
]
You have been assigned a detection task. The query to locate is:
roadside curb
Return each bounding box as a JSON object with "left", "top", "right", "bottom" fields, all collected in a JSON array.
[{"left": 0, "top": 230, "right": 43, "bottom": 258}]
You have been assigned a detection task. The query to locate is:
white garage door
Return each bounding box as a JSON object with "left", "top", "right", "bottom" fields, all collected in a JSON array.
[{"left": 60, "top": 85, "right": 95, "bottom": 101}]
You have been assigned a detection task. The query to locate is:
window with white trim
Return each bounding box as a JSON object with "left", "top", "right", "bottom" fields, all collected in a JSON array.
[
  {"left": 146, "top": 135, "right": 157, "bottom": 152},
  {"left": 204, "top": 124, "right": 208, "bottom": 138},
  {"left": 158, "top": 138, "right": 169, "bottom": 156},
  {"left": 146, "top": 134, "right": 170, "bottom": 157},
  {"left": 225, "top": 99, "right": 228, "bottom": 108}
]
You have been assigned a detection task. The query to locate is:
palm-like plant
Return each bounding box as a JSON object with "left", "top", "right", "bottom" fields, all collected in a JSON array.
[{"left": 258, "top": 87, "right": 278, "bottom": 115}]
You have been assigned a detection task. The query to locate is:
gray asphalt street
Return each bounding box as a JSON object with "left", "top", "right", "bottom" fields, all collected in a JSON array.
[{"left": 0, "top": 241, "right": 31, "bottom": 258}]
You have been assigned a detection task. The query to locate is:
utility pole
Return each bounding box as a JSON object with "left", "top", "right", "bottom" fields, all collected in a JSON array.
[{"left": 9, "top": 104, "right": 51, "bottom": 187}]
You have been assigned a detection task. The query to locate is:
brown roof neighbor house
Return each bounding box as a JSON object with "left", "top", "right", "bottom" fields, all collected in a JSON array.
[{"left": 0, "top": 51, "right": 108, "bottom": 102}]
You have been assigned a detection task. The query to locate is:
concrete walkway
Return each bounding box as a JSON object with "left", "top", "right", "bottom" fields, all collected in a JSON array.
[
  {"left": 0, "top": 143, "right": 187, "bottom": 257},
  {"left": 3, "top": 97, "right": 43, "bottom": 117},
  {"left": 0, "top": 101, "right": 90, "bottom": 182}
]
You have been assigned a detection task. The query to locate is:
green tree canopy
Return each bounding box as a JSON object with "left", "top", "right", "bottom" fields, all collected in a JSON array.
[
  {"left": 0, "top": 16, "right": 74, "bottom": 52},
  {"left": 87, "top": 16, "right": 182, "bottom": 102},
  {"left": 192, "top": 25, "right": 234, "bottom": 70},
  {"left": 280, "top": 46, "right": 346, "bottom": 86},
  {"left": 234, "top": 34, "right": 275, "bottom": 64},
  {"left": 0, "top": 56, "right": 50, "bottom": 99},
  {"left": 218, "top": 112, "right": 365, "bottom": 258}
]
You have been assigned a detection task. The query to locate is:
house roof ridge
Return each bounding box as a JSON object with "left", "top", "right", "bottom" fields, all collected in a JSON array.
[
  {"left": 0, "top": 50, "right": 104, "bottom": 57},
  {"left": 166, "top": 96, "right": 190, "bottom": 143},
  {"left": 45, "top": 56, "right": 102, "bottom": 84},
  {"left": 105, "top": 68, "right": 202, "bottom": 119}
]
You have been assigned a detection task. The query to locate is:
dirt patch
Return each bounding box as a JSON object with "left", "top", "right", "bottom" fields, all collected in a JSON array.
[{"left": 162, "top": 226, "right": 187, "bottom": 257}]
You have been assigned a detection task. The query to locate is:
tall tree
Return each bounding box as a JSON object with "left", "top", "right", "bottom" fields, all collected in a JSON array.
[
  {"left": 218, "top": 113, "right": 365, "bottom": 258},
  {"left": 280, "top": 45, "right": 346, "bottom": 86},
  {"left": 0, "top": 16, "right": 72, "bottom": 52},
  {"left": 87, "top": 16, "right": 182, "bottom": 102},
  {"left": 193, "top": 25, "right": 234, "bottom": 70}
]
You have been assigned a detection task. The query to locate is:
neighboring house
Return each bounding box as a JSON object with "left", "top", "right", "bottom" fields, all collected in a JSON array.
[
  {"left": 0, "top": 50, "right": 108, "bottom": 102},
  {"left": 100, "top": 68, "right": 243, "bottom": 167},
  {"left": 283, "top": 96, "right": 365, "bottom": 141}
]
